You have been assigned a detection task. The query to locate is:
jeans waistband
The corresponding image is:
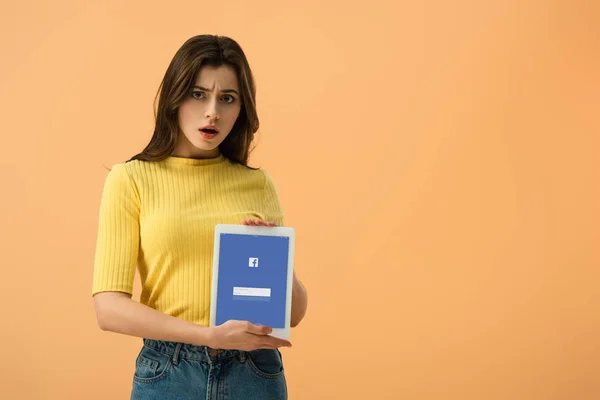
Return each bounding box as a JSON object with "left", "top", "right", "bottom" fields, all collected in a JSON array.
[{"left": 142, "top": 338, "right": 245, "bottom": 365}]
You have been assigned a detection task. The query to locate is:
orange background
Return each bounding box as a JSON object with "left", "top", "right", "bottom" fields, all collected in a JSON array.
[{"left": 1, "top": 1, "right": 599, "bottom": 399}]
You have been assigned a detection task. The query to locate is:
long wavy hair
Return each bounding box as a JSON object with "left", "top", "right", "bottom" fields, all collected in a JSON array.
[{"left": 127, "top": 34, "right": 260, "bottom": 167}]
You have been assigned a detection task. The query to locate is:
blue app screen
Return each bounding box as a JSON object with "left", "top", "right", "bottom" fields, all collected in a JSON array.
[{"left": 215, "top": 233, "right": 290, "bottom": 328}]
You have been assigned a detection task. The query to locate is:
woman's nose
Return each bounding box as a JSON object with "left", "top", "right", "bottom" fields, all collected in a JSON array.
[{"left": 205, "top": 102, "right": 220, "bottom": 120}]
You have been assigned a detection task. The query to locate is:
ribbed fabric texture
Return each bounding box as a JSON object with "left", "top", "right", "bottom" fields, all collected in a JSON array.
[{"left": 92, "top": 154, "right": 284, "bottom": 326}]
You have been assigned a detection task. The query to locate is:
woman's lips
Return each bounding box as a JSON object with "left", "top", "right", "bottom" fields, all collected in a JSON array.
[
  {"left": 200, "top": 125, "right": 219, "bottom": 132},
  {"left": 199, "top": 129, "right": 218, "bottom": 139}
]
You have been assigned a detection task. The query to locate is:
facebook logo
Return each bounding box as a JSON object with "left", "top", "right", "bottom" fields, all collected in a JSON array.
[{"left": 248, "top": 257, "right": 259, "bottom": 268}]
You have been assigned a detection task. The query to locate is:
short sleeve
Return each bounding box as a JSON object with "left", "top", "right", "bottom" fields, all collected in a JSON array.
[
  {"left": 92, "top": 163, "right": 140, "bottom": 296},
  {"left": 261, "top": 170, "right": 285, "bottom": 226}
]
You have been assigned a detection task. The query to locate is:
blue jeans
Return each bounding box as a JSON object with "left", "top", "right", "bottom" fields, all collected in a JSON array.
[{"left": 130, "top": 339, "right": 288, "bottom": 399}]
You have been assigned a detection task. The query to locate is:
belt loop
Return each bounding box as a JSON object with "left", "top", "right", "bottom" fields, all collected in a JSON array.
[
  {"left": 172, "top": 342, "right": 183, "bottom": 365},
  {"left": 238, "top": 351, "right": 246, "bottom": 363}
]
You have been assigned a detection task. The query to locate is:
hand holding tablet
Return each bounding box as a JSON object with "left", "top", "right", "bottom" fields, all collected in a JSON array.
[{"left": 207, "top": 319, "right": 292, "bottom": 351}]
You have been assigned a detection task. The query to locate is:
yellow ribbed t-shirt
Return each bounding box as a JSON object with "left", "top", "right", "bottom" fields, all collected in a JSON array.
[{"left": 92, "top": 154, "right": 285, "bottom": 326}]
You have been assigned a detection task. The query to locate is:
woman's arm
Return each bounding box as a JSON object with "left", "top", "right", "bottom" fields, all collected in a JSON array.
[
  {"left": 94, "top": 292, "right": 292, "bottom": 349},
  {"left": 291, "top": 272, "right": 308, "bottom": 327},
  {"left": 94, "top": 291, "right": 211, "bottom": 345},
  {"left": 257, "top": 172, "right": 308, "bottom": 326}
]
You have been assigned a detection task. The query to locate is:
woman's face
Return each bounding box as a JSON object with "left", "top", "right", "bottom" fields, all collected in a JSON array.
[{"left": 173, "top": 65, "right": 242, "bottom": 159}]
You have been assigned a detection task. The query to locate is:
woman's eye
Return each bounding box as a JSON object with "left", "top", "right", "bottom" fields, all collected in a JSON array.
[
  {"left": 192, "top": 91, "right": 205, "bottom": 99},
  {"left": 222, "top": 95, "right": 235, "bottom": 103}
]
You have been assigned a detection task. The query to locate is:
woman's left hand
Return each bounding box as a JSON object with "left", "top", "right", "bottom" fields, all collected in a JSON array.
[{"left": 241, "top": 218, "right": 279, "bottom": 227}]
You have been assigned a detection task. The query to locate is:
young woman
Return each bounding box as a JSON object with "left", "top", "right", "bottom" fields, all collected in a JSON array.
[{"left": 92, "top": 34, "right": 308, "bottom": 400}]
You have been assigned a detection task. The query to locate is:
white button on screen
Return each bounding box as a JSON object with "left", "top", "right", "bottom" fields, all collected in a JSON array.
[{"left": 233, "top": 287, "right": 271, "bottom": 297}]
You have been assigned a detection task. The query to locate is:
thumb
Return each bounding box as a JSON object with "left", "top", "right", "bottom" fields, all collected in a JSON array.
[{"left": 246, "top": 323, "right": 272, "bottom": 335}]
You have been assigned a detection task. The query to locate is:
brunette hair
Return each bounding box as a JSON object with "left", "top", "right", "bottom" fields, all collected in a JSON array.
[{"left": 127, "top": 34, "right": 260, "bottom": 167}]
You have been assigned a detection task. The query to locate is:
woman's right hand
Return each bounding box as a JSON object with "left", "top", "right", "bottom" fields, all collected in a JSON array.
[{"left": 207, "top": 320, "right": 292, "bottom": 351}]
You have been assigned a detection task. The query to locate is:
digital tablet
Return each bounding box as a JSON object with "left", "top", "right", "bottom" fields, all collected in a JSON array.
[{"left": 209, "top": 223, "right": 295, "bottom": 340}]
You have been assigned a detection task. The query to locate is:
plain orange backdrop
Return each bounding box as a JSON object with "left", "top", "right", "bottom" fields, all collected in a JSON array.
[{"left": 1, "top": 1, "right": 599, "bottom": 399}]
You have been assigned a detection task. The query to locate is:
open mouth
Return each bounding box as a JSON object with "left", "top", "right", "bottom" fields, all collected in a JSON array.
[{"left": 199, "top": 127, "right": 219, "bottom": 139}]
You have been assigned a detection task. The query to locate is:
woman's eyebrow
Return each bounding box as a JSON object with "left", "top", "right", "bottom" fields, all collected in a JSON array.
[{"left": 193, "top": 85, "right": 239, "bottom": 95}]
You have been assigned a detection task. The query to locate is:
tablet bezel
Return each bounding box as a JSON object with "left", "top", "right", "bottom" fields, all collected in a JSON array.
[{"left": 210, "top": 223, "right": 295, "bottom": 340}]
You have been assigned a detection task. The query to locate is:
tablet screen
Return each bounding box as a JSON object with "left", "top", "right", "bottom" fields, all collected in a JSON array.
[{"left": 214, "top": 233, "right": 290, "bottom": 328}]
